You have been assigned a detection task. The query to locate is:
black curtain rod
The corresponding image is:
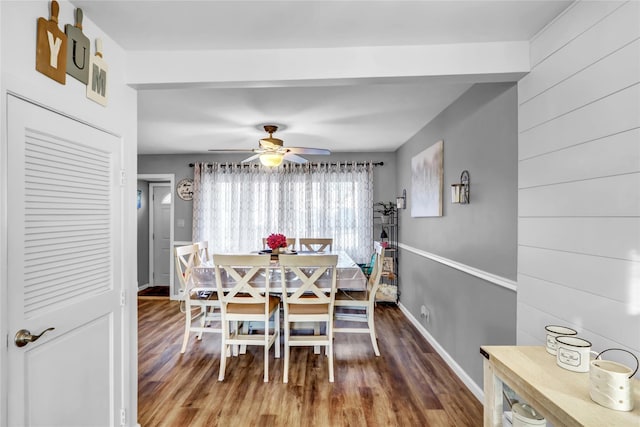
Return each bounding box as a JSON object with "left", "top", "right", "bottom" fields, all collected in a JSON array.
[{"left": 189, "top": 161, "right": 383, "bottom": 168}]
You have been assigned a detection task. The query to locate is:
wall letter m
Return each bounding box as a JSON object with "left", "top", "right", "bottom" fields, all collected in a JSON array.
[
  {"left": 87, "top": 61, "right": 108, "bottom": 106},
  {"left": 92, "top": 64, "right": 107, "bottom": 96}
]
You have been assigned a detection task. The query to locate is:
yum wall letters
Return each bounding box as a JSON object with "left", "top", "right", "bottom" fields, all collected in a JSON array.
[{"left": 35, "top": 1, "right": 109, "bottom": 107}]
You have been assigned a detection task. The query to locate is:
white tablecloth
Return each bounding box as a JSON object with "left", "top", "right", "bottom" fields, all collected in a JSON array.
[{"left": 190, "top": 251, "right": 366, "bottom": 291}]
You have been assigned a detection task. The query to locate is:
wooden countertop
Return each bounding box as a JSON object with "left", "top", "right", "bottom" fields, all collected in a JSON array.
[{"left": 481, "top": 345, "right": 640, "bottom": 427}]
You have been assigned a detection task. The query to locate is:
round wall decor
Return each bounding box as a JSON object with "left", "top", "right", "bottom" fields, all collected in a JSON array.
[{"left": 176, "top": 178, "right": 194, "bottom": 201}]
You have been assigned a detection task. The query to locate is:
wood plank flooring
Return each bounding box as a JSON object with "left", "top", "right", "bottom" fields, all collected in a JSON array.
[{"left": 138, "top": 298, "right": 482, "bottom": 426}]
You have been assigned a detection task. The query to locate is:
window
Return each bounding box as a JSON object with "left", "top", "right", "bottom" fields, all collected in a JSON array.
[{"left": 192, "top": 162, "right": 374, "bottom": 263}]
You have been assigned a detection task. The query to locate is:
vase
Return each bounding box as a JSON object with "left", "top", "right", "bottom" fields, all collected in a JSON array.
[{"left": 272, "top": 247, "right": 281, "bottom": 255}]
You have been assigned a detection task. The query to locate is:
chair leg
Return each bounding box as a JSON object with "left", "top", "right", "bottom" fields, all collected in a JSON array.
[
  {"left": 328, "top": 331, "right": 334, "bottom": 383},
  {"left": 274, "top": 308, "right": 281, "bottom": 358},
  {"left": 325, "top": 319, "right": 329, "bottom": 356},
  {"left": 218, "top": 319, "right": 229, "bottom": 382},
  {"left": 197, "top": 307, "right": 206, "bottom": 340},
  {"left": 180, "top": 309, "right": 191, "bottom": 354},
  {"left": 283, "top": 321, "right": 290, "bottom": 383},
  {"left": 240, "top": 321, "right": 248, "bottom": 354},
  {"left": 263, "top": 330, "right": 269, "bottom": 382},
  {"left": 368, "top": 307, "right": 380, "bottom": 356}
]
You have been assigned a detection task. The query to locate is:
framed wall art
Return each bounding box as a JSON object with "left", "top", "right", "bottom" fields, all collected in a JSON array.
[{"left": 411, "top": 140, "right": 443, "bottom": 217}]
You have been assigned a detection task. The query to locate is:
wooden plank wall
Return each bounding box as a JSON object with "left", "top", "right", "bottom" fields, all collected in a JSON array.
[{"left": 517, "top": 0, "right": 640, "bottom": 365}]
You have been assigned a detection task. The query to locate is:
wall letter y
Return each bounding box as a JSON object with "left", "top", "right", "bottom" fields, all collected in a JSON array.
[{"left": 47, "top": 31, "right": 62, "bottom": 68}]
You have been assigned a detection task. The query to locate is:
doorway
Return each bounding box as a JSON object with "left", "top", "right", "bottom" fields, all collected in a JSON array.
[
  {"left": 150, "top": 183, "right": 171, "bottom": 286},
  {"left": 137, "top": 174, "right": 174, "bottom": 295}
]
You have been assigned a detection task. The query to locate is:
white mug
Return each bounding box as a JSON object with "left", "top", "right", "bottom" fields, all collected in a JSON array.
[
  {"left": 556, "top": 336, "right": 597, "bottom": 372},
  {"left": 545, "top": 325, "right": 577, "bottom": 355}
]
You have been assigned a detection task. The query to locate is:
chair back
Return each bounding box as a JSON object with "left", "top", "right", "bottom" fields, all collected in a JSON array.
[
  {"left": 367, "top": 245, "right": 386, "bottom": 297},
  {"left": 262, "top": 237, "right": 297, "bottom": 251},
  {"left": 299, "top": 238, "right": 333, "bottom": 252},
  {"left": 279, "top": 255, "right": 338, "bottom": 305},
  {"left": 212, "top": 254, "right": 272, "bottom": 306},
  {"left": 193, "top": 241, "right": 210, "bottom": 264},
  {"left": 175, "top": 244, "right": 200, "bottom": 291}
]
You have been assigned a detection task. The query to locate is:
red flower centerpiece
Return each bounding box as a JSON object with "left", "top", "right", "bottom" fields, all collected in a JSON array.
[{"left": 266, "top": 233, "right": 287, "bottom": 254}]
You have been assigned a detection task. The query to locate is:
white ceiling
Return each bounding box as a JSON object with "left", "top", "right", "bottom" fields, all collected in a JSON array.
[{"left": 71, "top": 1, "right": 572, "bottom": 156}]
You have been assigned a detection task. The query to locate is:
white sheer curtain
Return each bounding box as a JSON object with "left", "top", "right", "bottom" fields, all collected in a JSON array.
[{"left": 192, "top": 162, "right": 374, "bottom": 263}]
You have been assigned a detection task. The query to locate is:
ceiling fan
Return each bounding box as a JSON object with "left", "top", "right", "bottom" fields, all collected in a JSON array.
[{"left": 209, "top": 125, "right": 330, "bottom": 167}]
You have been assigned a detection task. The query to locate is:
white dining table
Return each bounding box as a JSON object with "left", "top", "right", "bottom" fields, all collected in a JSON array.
[{"left": 190, "top": 251, "right": 367, "bottom": 292}]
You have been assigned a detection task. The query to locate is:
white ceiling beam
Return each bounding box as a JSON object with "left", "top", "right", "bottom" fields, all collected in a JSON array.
[{"left": 126, "top": 41, "right": 529, "bottom": 89}]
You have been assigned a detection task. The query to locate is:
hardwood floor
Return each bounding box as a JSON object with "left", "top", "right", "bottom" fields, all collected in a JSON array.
[{"left": 138, "top": 298, "right": 483, "bottom": 426}]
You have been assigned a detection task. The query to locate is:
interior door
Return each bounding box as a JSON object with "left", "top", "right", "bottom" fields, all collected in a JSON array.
[
  {"left": 6, "top": 96, "right": 123, "bottom": 426},
  {"left": 151, "top": 184, "right": 171, "bottom": 286}
]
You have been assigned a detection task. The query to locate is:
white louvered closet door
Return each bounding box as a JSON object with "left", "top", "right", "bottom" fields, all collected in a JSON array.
[{"left": 5, "top": 96, "right": 123, "bottom": 426}]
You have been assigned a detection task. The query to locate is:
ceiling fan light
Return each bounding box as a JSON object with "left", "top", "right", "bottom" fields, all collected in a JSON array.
[{"left": 259, "top": 153, "right": 284, "bottom": 167}]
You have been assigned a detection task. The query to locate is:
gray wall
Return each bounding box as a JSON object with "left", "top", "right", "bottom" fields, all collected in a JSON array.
[
  {"left": 137, "top": 180, "right": 150, "bottom": 287},
  {"left": 396, "top": 82, "right": 518, "bottom": 386},
  {"left": 137, "top": 156, "right": 194, "bottom": 243}
]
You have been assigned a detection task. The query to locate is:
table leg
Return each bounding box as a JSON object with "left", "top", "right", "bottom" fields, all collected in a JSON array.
[
  {"left": 240, "top": 321, "right": 249, "bottom": 354},
  {"left": 483, "top": 358, "right": 503, "bottom": 427},
  {"left": 314, "top": 322, "right": 320, "bottom": 354}
]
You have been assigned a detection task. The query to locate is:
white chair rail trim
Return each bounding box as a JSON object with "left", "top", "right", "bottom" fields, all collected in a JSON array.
[
  {"left": 397, "top": 243, "right": 517, "bottom": 292},
  {"left": 398, "top": 302, "right": 484, "bottom": 403}
]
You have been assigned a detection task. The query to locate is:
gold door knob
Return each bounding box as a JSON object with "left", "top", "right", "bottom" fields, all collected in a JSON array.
[{"left": 14, "top": 327, "right": 55, "bottom": 347}]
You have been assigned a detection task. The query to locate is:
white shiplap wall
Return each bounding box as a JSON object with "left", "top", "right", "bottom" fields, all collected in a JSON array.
[{"left": 517, "top": 0, "right": 640, "bottom": 367}]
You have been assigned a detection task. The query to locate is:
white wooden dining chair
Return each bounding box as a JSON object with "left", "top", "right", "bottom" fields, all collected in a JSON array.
[
  {"left": 298, "top": 238, "right": 333, "bottom": 252},
  {"left": 193, "top": 240, "right": 211, "bottom": 264},
  {"left": 333, "top": 244, "right": 385, "bottom": 356},
  {"left": 279, "top": 254, "right": 338, "bottom": 383},
  {"left": 262, "top": 237, "right": 297, "bottom": 251},
  {"left": 213, "top": 254, "right": 280, "bottom": 382},
  {"left": 174, "top": 244, "right": 221, "bottom": 354}
]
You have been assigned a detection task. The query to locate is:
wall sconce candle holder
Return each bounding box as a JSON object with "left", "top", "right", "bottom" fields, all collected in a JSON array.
[
  {"left": 396, "top": 189, "right": 406, "bottom": 210},
  {"left": 451, "top": 170, "right": 470, "bottom": 204}
]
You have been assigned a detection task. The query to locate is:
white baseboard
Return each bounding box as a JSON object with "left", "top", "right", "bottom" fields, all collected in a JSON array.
[
  {"left": 398, "top": 302, "right": 484, "bottom": 403},
  {"left": 138, "top": 283, "right": 149, "bottom": 291}
]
